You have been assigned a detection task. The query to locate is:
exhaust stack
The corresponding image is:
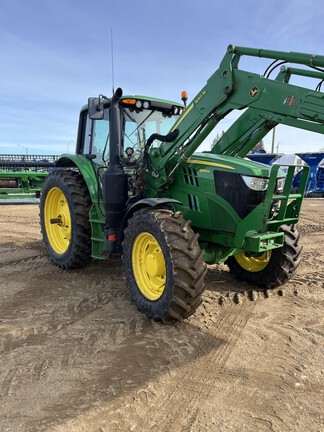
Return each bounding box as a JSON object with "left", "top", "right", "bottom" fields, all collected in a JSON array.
[{"left": 102, "top": 87, "right": 128, "bottom": 253}]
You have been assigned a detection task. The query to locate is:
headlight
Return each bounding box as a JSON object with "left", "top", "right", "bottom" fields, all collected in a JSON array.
[
  {"left": 276, "top": 177, "right": 285, "bottom": 193},
  {"left": 242, "top": 175, "right": 269, "bottom": 191},
  {"left": 135, "top": 100, "right": 143, "bottom": 109}
]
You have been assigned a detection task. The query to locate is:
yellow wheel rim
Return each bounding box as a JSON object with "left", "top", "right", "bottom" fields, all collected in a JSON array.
[
  {"left": 132, "top": 232, "right": 166, "bottom": 301},
  {"left": 44, "top": 187, "right": 71, "bottom": 254},
  {"left": 234, "top": 251, "right": 272, "bottom": 272}
]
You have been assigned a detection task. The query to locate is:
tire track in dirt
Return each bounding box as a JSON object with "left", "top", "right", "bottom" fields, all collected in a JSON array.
[
  {"left": 2, "top": 320, "right": 212, "bottom": 431},
  {"left": 0, "top": 257, "right": 311, "bottom": 432},
  {"left": 0, "top": 202, "right": 323, "bottom": 432},
  {"left": 0, "top": 278, "right": 129, "bottom": 354},
  {"left": 0, "top": 253, "right": 46, "bottom": 271},
  {"left": 225, "top": 285, "right": 324, "bottom": 432},
  {"left": 48, "top": 302, "right": 258, "bottom": 432},
  {"left": 1, "top": 368, "right": 18, "bottom": 397},
  {"left": 43, "top": 277, "right": 323, "bottom": 431},
  {"left": 128, "top": 305, "right": 257, "bottom": 432}
]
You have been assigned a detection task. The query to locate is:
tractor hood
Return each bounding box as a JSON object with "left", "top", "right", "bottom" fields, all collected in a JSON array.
[{"left": 188, "top": 152, "right": 284, "bottom": 178}]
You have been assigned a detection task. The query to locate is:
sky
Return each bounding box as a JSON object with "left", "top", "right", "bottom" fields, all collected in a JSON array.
[{"left": 1, "top": 0, "right": 324, "bottom": 156}]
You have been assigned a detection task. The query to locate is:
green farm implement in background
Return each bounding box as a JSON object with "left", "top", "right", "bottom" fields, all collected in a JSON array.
[{"left": 0, "top": 155, "right": 59, "bottom": 199}]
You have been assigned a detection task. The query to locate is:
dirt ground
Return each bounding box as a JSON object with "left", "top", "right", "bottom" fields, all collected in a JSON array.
[{"left": 0, "top": 200, "right": 323, "bottom": 432}]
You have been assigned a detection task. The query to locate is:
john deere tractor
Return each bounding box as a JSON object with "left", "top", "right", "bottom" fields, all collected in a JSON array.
[{"left": 40, "top": 44, "right": 324, "bottom": 322}]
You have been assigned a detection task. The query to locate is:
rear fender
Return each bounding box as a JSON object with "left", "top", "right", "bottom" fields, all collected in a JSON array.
[{"left": 55, "top": 155, "right": 99, "bottom": 204}]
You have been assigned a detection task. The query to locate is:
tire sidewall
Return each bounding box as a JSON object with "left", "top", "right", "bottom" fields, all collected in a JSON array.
[
  {"left": 237, "top": 247, "right": 282, "bottom": 280},
  {"left": 123, "top": 210, "right": 176, "bottom": 319},
  {"left": 40, "top": 171, "right": 78, "bottom": 267},
  {"left": 227, "top": 225, "right": 300, "bottom": 287}
]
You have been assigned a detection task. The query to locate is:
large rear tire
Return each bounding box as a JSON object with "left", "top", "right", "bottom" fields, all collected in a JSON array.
[
  {"left": 40, "top": 170, "right": 91, "bottom": 268},
  {"left": 122, "top": 209, "right": 207, "bottom": 323},
  {"left": 226, "top": 224, "right": 302, "bottom": 289}
]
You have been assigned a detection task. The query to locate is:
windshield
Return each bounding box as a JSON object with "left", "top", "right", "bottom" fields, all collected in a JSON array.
[
  {"left": 87, "top": 106, "right": 180, "bottom": 164},
  {"left": 123, "top": 108, "right": 178, "bottom": 155}
]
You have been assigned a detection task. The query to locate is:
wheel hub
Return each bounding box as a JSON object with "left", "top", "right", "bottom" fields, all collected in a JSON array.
[
  {"left": 234, "top": 251, "right": 272, "bottom": 272},
  {"left": 145, "top": 252, "right": 164, "bottom": 278},
  {"left": 132, "top": 232, "right": 166, "bottom": 301},
  {"left": 44, "top": 187, "right": 71, "bottom": 254}
]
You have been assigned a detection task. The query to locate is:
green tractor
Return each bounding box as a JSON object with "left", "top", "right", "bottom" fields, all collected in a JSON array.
[{"left": 40, "top": 44, "right": 324, "bottom": 322}]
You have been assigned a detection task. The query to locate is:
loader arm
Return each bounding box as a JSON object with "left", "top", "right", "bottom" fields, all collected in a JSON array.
[
  {"left": 211, "top": 65, "right": 324, "bottom": 158},
  {"left": 146, "top": 44, "right": 324, "bottom": 192}
]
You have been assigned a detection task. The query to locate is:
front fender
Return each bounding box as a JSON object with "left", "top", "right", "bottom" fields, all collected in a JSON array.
[{"left": 120, "top": 197, "right": 182, "bottom": 240}]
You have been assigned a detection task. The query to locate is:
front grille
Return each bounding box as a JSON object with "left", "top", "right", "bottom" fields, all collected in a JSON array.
[{"left": 214, "top": 171, "right": 265, "bottom": 219}]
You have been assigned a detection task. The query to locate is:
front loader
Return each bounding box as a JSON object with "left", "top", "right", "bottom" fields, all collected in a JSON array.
[{"left": 40, "top": 44, "right": 324, "bottom": 322}]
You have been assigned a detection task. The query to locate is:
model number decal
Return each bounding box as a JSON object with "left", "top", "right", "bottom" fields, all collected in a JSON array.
[{"left": 195, "top": 90, "right": 207, "bottom": 104}]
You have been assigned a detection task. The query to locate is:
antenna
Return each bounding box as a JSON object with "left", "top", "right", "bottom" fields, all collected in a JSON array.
[{"left": 111, "top": 27, "right": 115, "bottom": 94}]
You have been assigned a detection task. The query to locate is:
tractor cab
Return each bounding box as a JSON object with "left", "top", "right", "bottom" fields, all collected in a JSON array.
[{"left": 76, "top": 95, "right": 183, "bottom": 167}]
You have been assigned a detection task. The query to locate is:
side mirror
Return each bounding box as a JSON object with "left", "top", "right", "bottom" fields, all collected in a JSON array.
[{"left": 88, "top": 97, "right": 104, "bottom": 120}]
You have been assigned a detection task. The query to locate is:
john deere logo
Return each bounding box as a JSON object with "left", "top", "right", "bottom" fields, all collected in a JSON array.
[{"left": 249, "top": 86, "right": 259, "bottom": 98}]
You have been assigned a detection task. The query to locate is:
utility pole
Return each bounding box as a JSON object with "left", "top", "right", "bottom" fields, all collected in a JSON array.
[{"left": 17, "top": 144, "right": 28, "bottom": 156}]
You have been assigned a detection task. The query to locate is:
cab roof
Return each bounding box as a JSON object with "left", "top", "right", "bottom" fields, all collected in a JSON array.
[{"left": 80, "top": 94, "right": 183, "bottom": 113}]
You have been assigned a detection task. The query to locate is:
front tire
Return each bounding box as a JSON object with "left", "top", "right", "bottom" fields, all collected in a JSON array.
[
  {"left": 226, "top": 224, "right": 302, "bottom": 289},
  {"left": 122, "top": 209, "right": 207, "bottom": 323},
  {"left": 40, "top": 170, "right": 91, "bottom": 268}
]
